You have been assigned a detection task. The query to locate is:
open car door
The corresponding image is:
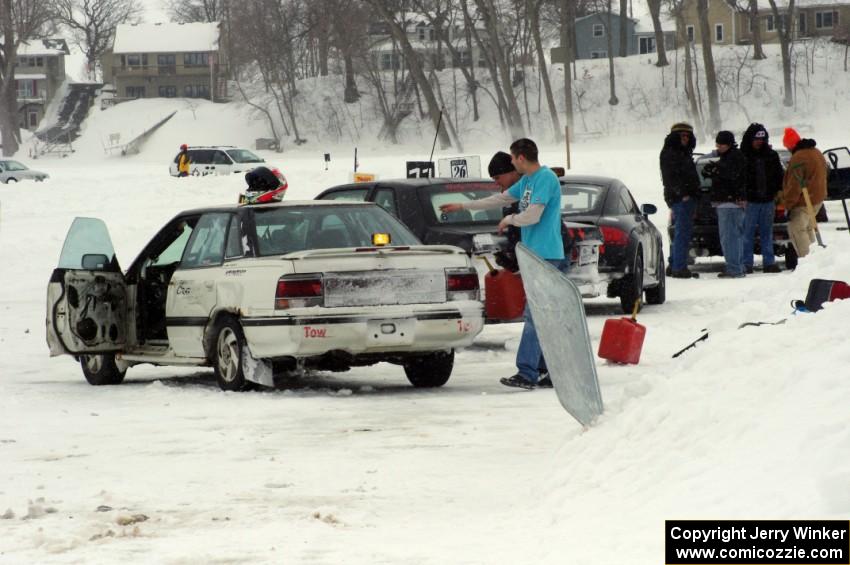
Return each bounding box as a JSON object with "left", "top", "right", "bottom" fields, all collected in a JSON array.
[{"left": 46, "top": 218, "right": 128, "bottom": 356}]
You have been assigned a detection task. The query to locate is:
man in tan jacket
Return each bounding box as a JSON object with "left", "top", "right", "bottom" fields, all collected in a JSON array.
[{"left": 781, "top": 128, "right": 827, "bottom": 260}]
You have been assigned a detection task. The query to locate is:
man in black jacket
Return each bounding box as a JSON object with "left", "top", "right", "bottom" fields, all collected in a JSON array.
[
  {"left": 660, "top": 122, "right": 701, "bottom": 278},
  {"left": 702, "top": 130, "right": 747, "bottom": 278},
  {"left": 488, "top": 151, "right": 523, "bottom": 272},
  {"left": 741, "top": 123, "right": 784, "bottom": 273}
]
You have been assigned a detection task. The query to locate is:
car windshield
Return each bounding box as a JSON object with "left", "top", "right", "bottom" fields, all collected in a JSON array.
[
  {"left": 422, "top": 182, "right": 503, "bottom": 224},
  {"left": 226, "top": 149, "right": 264, "bottom": 163},
  {"left": 1, "top": 161, "right": 27, "bottom": 171},
  {"left": 252, "top": 205, "right": 421, "bottom": 256},
  {"left": 560, "top": 183, "right": 605, "bottom": 215},
  {"left": 696, "top": 158, "right": 716, "bottom": 189}
]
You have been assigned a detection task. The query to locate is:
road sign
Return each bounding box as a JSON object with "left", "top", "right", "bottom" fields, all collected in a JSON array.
[{"left": 437, "top": 155, "right": 481, "bottom": 178}]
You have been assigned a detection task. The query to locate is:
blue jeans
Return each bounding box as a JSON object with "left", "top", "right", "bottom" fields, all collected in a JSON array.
[
  {"left": 516, "top": 259, "right": 570, "bottom": 382},
  {"left": 670, "top": 199, "right": 696, "bottom": 271},
  {"left": 743, "top": 202, "right": 776, "bottom": 267},
  {"left": 716, "top": 206, "right": 745, "bottom": 275}
]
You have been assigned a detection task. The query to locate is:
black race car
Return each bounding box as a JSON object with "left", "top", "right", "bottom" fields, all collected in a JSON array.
[
  {"left": 668, "top": 149, "right": 841, "bottom": 271},
  {"left": 558, "top": 175, "right": 666, "bottom": 312},
  {"left": 316, "top": 175, "right": 665, "bottom": 313}
]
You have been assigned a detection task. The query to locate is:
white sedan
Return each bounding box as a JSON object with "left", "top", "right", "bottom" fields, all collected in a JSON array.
[
  {"left": 46, "top": 201, "right": 485, "bottom": 391},
  {"left": 0, "top": 159, "right": 49, "bottom": 183}
]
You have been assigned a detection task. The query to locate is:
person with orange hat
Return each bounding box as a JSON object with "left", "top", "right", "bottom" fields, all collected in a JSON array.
[
  {"left": 177, "top": 144, "right": 191, "bottom": 177},
  {"left": 781, "top": 127, "right": 827, "bottom": 262}
]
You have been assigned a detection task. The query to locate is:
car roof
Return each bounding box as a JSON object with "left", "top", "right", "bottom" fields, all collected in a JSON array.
[
  {"left": 186, "top": 146, "right": 238, "bottom": 149},
  {"left": 328, "top": 177, "right": 499, "bottom": 189},
  {"left": 178, "top": 199, "right": 375, "bottom": 215},
  {"left": 558, "top": 174, "right": 617, "bottom": 188}
]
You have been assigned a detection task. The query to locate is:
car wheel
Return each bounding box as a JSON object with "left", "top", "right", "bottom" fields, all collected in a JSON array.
[
  {"left": 644, "top": 250, "right": 666, "bottom": 305},
  {"left": 6, "top": 178, "right": 17, "bottom": 184},
  {"left": 619, "top": 250, "right": 644, "bottom": 314},
  {"left": 785, "top": 244, "right": 798, "bottom": 271},
  {"left": 80, "top": 353, "right": 126, "bottom": 385},
  {"left": 403, "top": 350, "right": 454, "bottom": 388},
  {"left": 212, "top": 317, "right": 251, "bottom": 391}
]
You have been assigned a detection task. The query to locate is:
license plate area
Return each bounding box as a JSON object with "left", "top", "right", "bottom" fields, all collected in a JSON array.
[
  {"left": 577, "top": 243, "right": 599, "bottom": 267},
  {"left": 366, "top": 318, "right": 415, "bottom": 346}
]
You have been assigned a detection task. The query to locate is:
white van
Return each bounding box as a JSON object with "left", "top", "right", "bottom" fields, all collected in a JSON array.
[{"left": 169, "top": 146, "right": 269, "bottom": 177}]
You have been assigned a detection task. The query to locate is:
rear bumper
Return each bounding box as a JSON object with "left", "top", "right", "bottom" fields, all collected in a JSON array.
[{"left": 242, "top": 303, "right": 484, "bottom": 358}]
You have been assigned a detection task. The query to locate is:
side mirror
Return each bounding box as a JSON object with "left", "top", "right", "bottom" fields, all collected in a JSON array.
[
  {"left": 82, "top": 253, "right": 110, "bottom": 270},
  {"left": 641, "top": 204, "right": 657, "bottom": 216}
]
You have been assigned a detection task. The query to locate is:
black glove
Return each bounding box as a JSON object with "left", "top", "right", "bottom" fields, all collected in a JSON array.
[{"left": 701, "top": 161, "right": 718, "bottom": 179}]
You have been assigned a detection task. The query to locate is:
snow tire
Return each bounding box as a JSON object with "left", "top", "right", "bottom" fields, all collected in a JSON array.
[
  {"left": 404, "top": 350, "right": 454, "bottom": 388},
  {"left": 80, "top": 353, "right": 126, "bottom": 386},
  {"left": 212, "top": 316, "right": 252, "bottom": 392}
]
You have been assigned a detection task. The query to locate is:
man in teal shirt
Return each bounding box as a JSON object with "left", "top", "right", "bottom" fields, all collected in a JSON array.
[{"left": 440, "top": 138, "right": 566, "bottom": 389}]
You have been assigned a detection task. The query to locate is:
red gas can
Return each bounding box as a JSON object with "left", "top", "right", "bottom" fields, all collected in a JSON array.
[
  {"left": 484, "top": 268, "right": 526, "bottom": 321},
  {"left": 598, "top": 314, "right": 646, "bottom": 365}
]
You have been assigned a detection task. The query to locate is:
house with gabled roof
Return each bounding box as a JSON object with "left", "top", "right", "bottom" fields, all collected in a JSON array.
[
  {"left": 102, "top": 22, "right": 228, "bottom": 102},
  {"left": 14, "top": 38, "right": 69, "bottom": 130}
]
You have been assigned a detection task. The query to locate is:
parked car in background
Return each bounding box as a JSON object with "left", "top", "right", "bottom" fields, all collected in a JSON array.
[
  {"left": 558, "top": 175, "right": 666, "bottom": 312},
  {"left": 669, "top": 150, "right": 831, "bottom": 271},
  {"left": 46, "top": 201, "right": 484, "bottom": 391},
  {"left": 0, "top": 159, "right": 49, "bottom": 183},
  {"left": 316, "top": 176, "right": 664, "bottom": 314},
  {"left": 168, "top": 146, "right": 275, "bottom": 177}
]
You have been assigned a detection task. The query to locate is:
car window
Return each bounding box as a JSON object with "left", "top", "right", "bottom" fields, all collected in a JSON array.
[
  {"left": 560, "top": 183, "right": 605, "bottom": 215},
  {"left": 188, "top": 150, "right": 212, "bottom": 164},
  {"left": 181, "top": 213, "right": 230, "bottom": 268},
  {"left": 4, "top": 161, "right": 27, "bottom": 171},
  {"left": 225, "top": 215, "right": 244, "bottom": 259},
  {"left": 374, "top": 188, "right": 398, "bottom": 216},
  {"left": 422, "top": 182, "right": 502, "bottom": 224},
  {"left": 321, "top": 188, "right": 369, "bottom": 202},
  {"left": 226, "top": 149, "right": 264, "bottom": 163},
  {"left": 252, "top": 205, "right": 420, "bottom": 255},
  {"left": 616, "top": 190, "right": 637, "bottom": 215},
  {"left": 57, "top": 217, "right": 119, "bottom": 272},
  {"left": 213, "top": 151, "right": 231, "bottom": 165},
  {"left": 152, "top": 222, "right": 194, "bottom": 266}
]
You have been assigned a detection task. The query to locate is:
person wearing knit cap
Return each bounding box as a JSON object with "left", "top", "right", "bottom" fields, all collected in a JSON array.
[
  {"left": 660, "top": 122, "right": 701, "bottom": 278},
  {"left": 781, "top": 127, "right": 827, "bottom": 261},
  {"left": 487, "top": 151, "right": 522, "bottom": 272},
  {"left": 702, "top": 130, "right": 747, "bottom": 278},
  {"left": 740, "top": 123, "right": 784, "bottom": 274}
]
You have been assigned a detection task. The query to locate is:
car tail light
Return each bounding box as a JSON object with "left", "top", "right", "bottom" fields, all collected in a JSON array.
[
  {"left": 446, "top": 268, "right": 480, "bottom": 301},
  {"left": 598, "top": 226, "right": 629, "bottom": 255},
  {"left": 275, "top": 274, "right": 323, "bottom": 309}
]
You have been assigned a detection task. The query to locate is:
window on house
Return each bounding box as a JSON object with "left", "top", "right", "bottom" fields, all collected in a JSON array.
[
  {"left": 126, "top": 54, "right": 147, "bottom": 67},
  {"left": 593, "top": 23, "right": 605, "bottom": 38},
  {"left": 766, "top": 15, "right": 775, "bottom": 31},
  {"left": 35, "top": 57, "right": 43, "bottom": 66},
  {"left": 686, "top": 25, "right": 695, "bottom": 42},
  {"left": 639, "top": 36, "right": 656, "bottom": 54},
  {"left": 184, "top": 52, "right": 209, "bottom": 66},
  {"left": 16, "top": 80, "right": 35, "bottom": 98},
  {"left": 158, "top": 85, "right": 177, "bottom": 97},
  {"left": 183, "top": 84, "right": 210, "bottom": 98},
  {"left": 157, "top": 54, "right": 176, "bottom": 66},
  {"left": 798, "top": 13, "right": 807, "bottom": 33},
  {"left": 715, "top": 23, "right": 724, "bottom": 42},
  {"left": 126, "top": 86, "right": 145, "bottom": 98},
  {"left": 815, "top": 11, "right": 837, "bottom": 28},
  {"left": 590, "top": 50, "right": 607, "bottom": 59},
  {"left": 380, "top": 52, "right": 400, "bottom": 70}
]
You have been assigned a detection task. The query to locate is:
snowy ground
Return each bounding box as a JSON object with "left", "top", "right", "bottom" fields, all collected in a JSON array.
[{"left": 1, "top": 115, "right": 849, "bottom": 563}]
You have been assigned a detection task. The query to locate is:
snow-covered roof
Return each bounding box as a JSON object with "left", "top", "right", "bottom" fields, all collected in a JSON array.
[
  {"left": 371, "top": 38, "right": 440, "bottom": 53},
  {"left": 112, "top": 22, "right": 220, "bottom": 54},
  {"left": 734, "top": 0, "right": 848, "bottom": 11},
  {"left": 17, "top": 39, "right": 69, "bottom": 56},
  {"left": 13, "top": 73, "right": 47, "bottom": 80}
]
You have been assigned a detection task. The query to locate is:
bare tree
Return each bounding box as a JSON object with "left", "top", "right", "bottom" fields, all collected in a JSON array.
[
  {"left": 668, "top": 0, "right": 703, "bottom": 136},
  {"left": 55, "top": 0, "right": 142, "bottom": 80},
  {"left": 696, "top": 0, "right": 720, "bottom": 130},
  {"left": 166, "top": 0, "right": 221, "bottom": 23},
  {"left": 0, "top": 0, "right": 56, "bottom": 156},
  {"left": 745, "top": 0, "right": 766, "bottom": 59},
  {"left": 646, "top": 0, "right": 668, "bottom": 66},
  {"left": 619, "top": 0, "right": 628, "bottom": 56},
  {"left": 767, "top": 0, "right": 795, "bottom": 106},
  {"left": 472, "top": 0, "right": 525, "bottom": 137},
  {"left": 605, "top": 0, "right": 619, "bottom": 104},
  {"left": 365, "top": 0, "right": 453, "bottom": 148},
  {"left": 529, "top": 0, "right": 561, "bottom": 139}
]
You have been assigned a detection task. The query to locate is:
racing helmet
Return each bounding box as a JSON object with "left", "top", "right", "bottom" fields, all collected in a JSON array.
[
  {"left": 180, "top": 143, "right": 188, "bottom": 151},
  {"left": 240, "top": 166, "right": 288, "bottom": 205}
]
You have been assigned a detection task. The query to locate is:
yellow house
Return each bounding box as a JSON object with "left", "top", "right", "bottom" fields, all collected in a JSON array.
[{"left": 678, "top": 0, "right": 849, "bottom": 45}]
